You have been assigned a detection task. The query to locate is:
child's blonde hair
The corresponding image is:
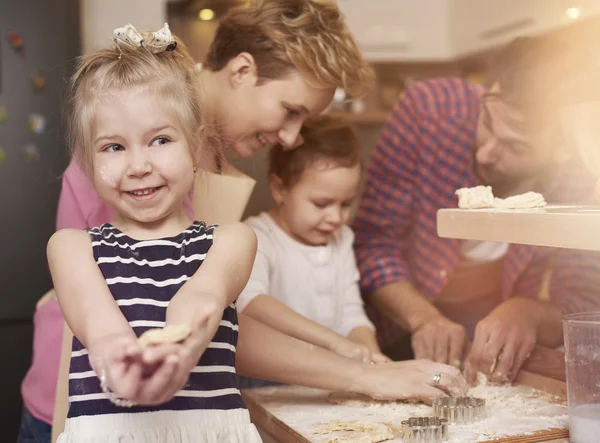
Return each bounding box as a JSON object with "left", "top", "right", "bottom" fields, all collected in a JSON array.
[
  {"left": 204, "top": 0, "right": 375, "bottom": 97},
  {"left": 66, "top": 32, "right": 203, "bottom": 175}
]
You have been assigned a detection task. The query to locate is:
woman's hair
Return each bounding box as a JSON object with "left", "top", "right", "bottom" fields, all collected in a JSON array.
[
  {"left": 65, "top": 32, "right": 203, "bottom": 175},
  {"left": 269, "top": 115, "right": 361, "bottom": 188},
  {"left": 204, "top": 0, "right": 375, "bottom": 97}
]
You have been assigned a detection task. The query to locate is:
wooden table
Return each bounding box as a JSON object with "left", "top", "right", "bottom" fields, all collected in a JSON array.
[{"left": 243, "top": 371, "right": 570, "bottom": 443}]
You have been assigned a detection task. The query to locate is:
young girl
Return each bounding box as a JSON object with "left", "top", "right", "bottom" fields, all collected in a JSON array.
[
  {"left": 47, "top": 24, "right": 260, "bottom": 442},
  {"left": 238, "top": 116, "right": 389, "bottom": 368}
]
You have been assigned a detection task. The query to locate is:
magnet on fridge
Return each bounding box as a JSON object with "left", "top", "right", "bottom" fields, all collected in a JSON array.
[
  {"left": 0, "top": 147, "right": 7, "bottom": 164},
  {"left": 23, "top": 144, "right": 40, "bottom": 162},
  {"left": 8, "top": 31, "right": 26, "bottom": 58},
  {"left": 0, "top": 105, "right": 8, "bottom": 123},
  {"left": 27, "top": 113, "right": 46, "bottom": 134},
  {"left": 32, "top": 72, "right": 46, "bottom": 92}
]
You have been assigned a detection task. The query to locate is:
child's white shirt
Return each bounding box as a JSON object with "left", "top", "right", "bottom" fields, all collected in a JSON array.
[{"left": 238, "top": 212, "right": 374, "bottom": 337}]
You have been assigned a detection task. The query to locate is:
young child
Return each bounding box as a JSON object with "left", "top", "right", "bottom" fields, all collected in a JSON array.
[
  {"left": 47, "top": 24, "right": 260, "bottom": 442},
  {"left": 237, "top": 116, "right": 389, "bottom": 366}
]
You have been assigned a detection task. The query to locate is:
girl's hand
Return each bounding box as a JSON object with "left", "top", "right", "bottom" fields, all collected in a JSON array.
[
  {"left": 355, "top": 359, "right": 469, "bottom": 404},
  {"left": 88, "top": 332, "right": 184, "bottom": 406},
  {"left": 164, "top": 290, "right": 227, "bottom": 388},
  {"left": 346, "top": 326, "right": 392, "bottom": 364},
  {"left": 330, "top": 337, "right": 380, "bottom": 364},
  {"left": 371, "top": 352, "right": 393, "bottom": 364}
]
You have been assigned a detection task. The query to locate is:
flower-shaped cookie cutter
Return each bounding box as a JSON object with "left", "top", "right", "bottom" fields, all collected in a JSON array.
[
  {"left": 432, "top": 396, "right": 486, "bottom": 425},
  {"left": 400, "top": 416, "right": 449, "bottom": 442}
]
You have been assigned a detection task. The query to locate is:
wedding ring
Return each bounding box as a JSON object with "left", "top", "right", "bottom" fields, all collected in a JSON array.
[{"left": 432, "top": 373, "right": 442, "bottom": 386}]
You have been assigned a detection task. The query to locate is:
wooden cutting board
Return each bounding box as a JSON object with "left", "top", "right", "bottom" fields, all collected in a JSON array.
[{"left": 243, "top": 371, "right": 569, "bottom": 443}]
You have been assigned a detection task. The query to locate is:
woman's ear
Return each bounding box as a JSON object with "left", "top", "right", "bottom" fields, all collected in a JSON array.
[
  {"left": 269, "top": 173, "right": 286, "bottom": 205},
  {"left": 228, "top": 52, "right": 258, "bottom": 88}
]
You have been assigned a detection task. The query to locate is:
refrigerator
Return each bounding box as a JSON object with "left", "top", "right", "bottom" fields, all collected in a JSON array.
[{"left": 0, "top": 0, "right": 79, "bottom": 438}]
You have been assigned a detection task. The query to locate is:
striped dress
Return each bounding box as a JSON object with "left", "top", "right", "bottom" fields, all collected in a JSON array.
[{"left": 58, "top": 222, "right": 262, "bottom": 443}]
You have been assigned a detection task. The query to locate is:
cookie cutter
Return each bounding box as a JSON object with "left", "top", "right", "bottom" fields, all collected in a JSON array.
[
  {"left": 432, "top": 396, "right": 486, "bottom": 424},
  {"left": 400, "top": 416, "right": 449, "bottom": 442}
]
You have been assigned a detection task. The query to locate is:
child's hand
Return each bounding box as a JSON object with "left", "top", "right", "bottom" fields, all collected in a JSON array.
[
  {"left": 346, "top": 326, "right": 391, "bottom": 364},
  {"left": 330, "top": 337, "right": 376, "bottom": 363},
  {"left": 164, "top": 290, "right": 227, "bottom": 388},
  {"left": 371, "top": 352, "right": 393, "bottom": 364},
  {"left": 88, "top": 332, "right": 185, "bottom": 406}
]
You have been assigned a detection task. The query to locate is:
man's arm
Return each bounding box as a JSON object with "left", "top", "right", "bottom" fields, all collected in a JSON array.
[
  {"left": 352, "top": 89, "right": 421, "bottom": 296},
  {"left": 352, "top": 88, "right": 466, "bottom": 363}
]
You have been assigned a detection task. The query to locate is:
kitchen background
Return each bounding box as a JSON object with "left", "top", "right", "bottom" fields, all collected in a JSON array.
[{"left": 1, "top": 0, "right": 599, "bottom": 439}]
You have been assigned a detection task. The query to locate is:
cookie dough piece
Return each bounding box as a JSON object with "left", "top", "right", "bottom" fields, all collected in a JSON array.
[
  {"left": 327, "top": 391, "right": 421, "bottom": 407},
  {"left": 138, "top": 324, "right": 192, "bottom": 347},
  {"left": 314, "top": 421, "right": 394, "bottom": 443},
  {"left": 455, "top": 185, "right": 494, "bottom": 209},
  {"left": 493, "top": 191, "right": 546, "bottom": 209}
]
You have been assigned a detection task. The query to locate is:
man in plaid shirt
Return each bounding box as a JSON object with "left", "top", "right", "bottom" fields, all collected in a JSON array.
[{"left": 353, "top": 35, "right": 600, "bottom": 384}]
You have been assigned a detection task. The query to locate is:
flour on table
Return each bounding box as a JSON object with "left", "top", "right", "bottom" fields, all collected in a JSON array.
[
  {"left": 314, "top": 421, "right": 394, "bottom": 443},
  {"left": 253, "top": 378, "right": 568, "bottom": 442},
  {"left": 455, "top": 186, "right": 546, "bottom": 209}
]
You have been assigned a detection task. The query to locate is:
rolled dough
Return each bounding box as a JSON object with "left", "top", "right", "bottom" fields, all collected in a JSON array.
[
  {"left": 314, "top": 420, "right": 394, "bottom": 443},
  {"left": 327, "top": 392, "right": 421, "bottom": 407}
]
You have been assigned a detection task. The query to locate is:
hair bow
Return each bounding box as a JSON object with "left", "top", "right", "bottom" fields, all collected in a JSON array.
[{"left": 113, "top": 23, "right": 177, "bottom": 53}]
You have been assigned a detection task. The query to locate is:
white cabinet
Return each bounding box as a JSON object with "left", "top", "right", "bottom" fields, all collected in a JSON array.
[
  {"left": 337, "top": 0, "right": 600, "bottom": 61},
  {"left": 451, "top": 0, "right": 600, "bottom": 56},
  {"left": 337, "top": 0, "right": 455, "bottom": 61}
]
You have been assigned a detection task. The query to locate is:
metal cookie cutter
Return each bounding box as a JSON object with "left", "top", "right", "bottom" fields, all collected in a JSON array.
[
  {"left": 400, "top": 417, "right": 449, "bottom": 442},
  {"left": 432, "top": 396, "right": 486, "bottom": 425}
]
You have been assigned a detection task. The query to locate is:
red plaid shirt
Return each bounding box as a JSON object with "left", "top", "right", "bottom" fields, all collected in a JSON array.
[{"left": 352, "top": 77, "right": 600, "bottom": 349}]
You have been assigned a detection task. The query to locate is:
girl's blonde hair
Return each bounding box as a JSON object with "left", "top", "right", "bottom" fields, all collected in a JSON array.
[
  {"left": 204, "top": 0, "right": 375, "bottom": 97},
  {"left": 66, "top": 33, "right": 203, "bottom": 175}
]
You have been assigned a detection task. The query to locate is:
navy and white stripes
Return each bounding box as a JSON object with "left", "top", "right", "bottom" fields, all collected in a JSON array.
[{"left": 67, "top": 222, "right": 246, "bottom": 418}]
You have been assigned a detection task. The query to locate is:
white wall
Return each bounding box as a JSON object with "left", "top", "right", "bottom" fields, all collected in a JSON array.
[{"left": 80, "top": 0, "right": 168, "bottom": 53}]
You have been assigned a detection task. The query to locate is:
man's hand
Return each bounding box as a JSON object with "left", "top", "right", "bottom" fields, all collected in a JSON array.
[
  {"left": 464, "top": 298, "right": 542, "bottom": 385},
  {"left": 411, "top": 314, "right": 467, "bottom": 366}
]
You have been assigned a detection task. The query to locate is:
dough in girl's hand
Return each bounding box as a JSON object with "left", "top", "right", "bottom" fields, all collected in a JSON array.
[{"left": 138, "top": 324, "right": 192, "bottom": 347}]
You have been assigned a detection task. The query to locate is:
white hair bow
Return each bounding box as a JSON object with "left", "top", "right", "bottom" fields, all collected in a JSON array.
[{"left": 113, "top": 23, "right": 177, "bottom": 53}]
